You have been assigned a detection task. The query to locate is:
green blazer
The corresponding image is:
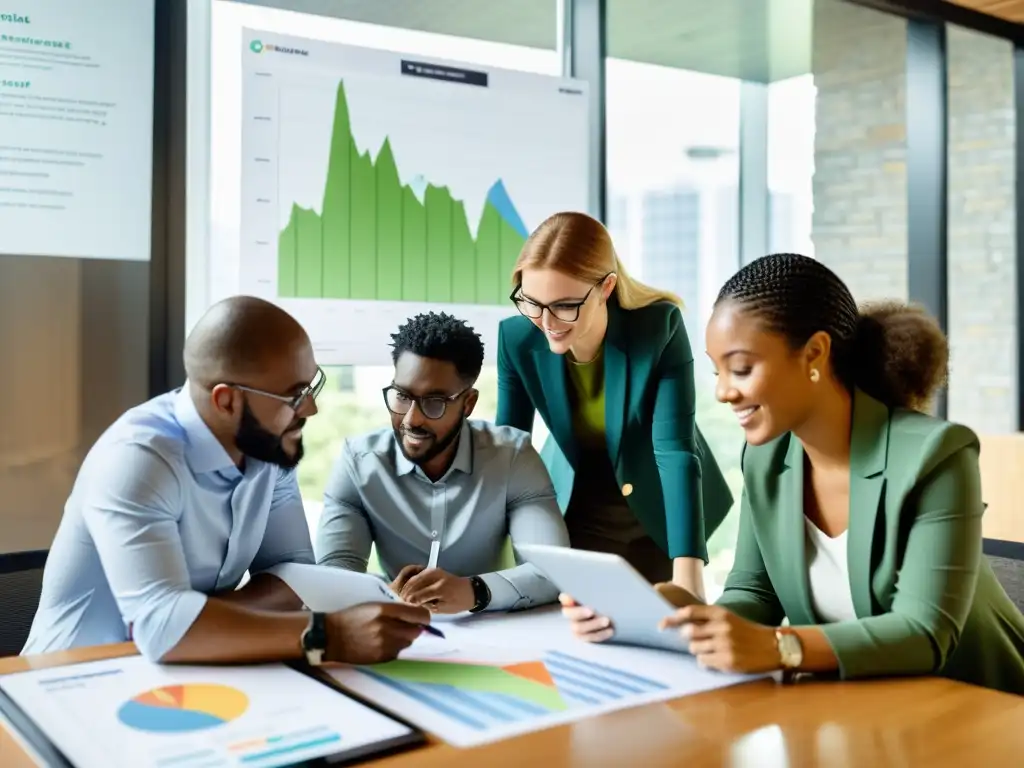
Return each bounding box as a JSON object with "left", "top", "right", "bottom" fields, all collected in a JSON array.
[
  {"left": 718, "top": 388, "right": 1024, "bottom": 695},
  {"left": 496, "top": 299, "right": 734, "bottom": 561}
]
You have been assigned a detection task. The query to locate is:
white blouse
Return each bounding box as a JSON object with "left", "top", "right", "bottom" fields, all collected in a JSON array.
[{"left": 804, "top": 518, "right": 858, "bottom": 623}]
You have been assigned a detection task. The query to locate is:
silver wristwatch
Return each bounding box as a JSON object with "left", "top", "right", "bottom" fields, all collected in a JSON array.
[{"left": 775, "top": 628, "right": 803, "bottom": 669}]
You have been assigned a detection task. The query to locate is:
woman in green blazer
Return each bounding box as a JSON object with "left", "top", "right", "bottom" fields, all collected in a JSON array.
[
  {"left": 496, "top": 211, "right": 733, "bottom": 597},
  {"left": 564, "top": 253, "right": 1024, "bottom": 695}
]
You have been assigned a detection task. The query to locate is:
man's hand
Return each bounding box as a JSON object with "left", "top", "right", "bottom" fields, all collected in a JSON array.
[
  {"left": 325, "top": 602, "right": 431, "bottom": 665},
  {"left": 397, "top": 568, "right": 475, "bottom": 614},
  {"left": 390, "top": 564, "right": 426, "bottom": 595}
]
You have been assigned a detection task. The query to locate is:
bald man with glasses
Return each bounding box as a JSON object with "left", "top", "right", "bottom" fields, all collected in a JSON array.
[
  {"left": 315, "top": 312, "right": 569, "bottom": 615},
  {"left": 23, "top": 297, "right": 431, "bottom": 664}
]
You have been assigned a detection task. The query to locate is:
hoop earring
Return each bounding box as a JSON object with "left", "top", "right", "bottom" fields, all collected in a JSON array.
[{"left": 809, "top": 369, "right": 820, "bottom": 383}]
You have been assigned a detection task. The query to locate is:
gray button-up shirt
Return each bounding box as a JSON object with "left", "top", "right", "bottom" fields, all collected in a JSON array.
[{"left": 314, "top": 421, "right": 569, "bottom": 611}]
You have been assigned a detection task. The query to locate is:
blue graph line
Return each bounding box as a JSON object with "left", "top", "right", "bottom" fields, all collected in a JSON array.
[
  {"left": 364, "top": 672, "right": 487, "bottom": 730},
  {"left": 547, "top": 651, "right": 669, "bottom": 690}
]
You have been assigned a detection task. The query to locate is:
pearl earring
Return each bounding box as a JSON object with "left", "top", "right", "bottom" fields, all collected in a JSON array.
[{"left": 809, "top": 369, "right": 820, "bottom": 383}]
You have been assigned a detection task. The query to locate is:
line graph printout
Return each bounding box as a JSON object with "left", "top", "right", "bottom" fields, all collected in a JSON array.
[{"left": 239, "top": 29, "right": 589, "bottom": 364}]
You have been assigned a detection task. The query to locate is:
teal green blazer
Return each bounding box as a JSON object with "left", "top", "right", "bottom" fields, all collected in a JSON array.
[
  {"left": 496, "top": 299, "right": 734, "bottom": 561},
  {"left": 718, "top": 388, "right": 1024, "bottom": 695}
]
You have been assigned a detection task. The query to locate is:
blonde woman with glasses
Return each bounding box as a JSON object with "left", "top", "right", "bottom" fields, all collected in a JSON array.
[{"left": 496, "top": 211, "right": 732, "bottom": 598}]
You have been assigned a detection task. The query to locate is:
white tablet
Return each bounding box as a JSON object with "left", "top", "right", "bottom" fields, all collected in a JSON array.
[{"left": 516, "top": 544, "right": 691, "bottom": 654}]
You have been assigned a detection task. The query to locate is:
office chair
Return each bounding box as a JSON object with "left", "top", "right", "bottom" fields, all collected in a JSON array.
[
  {"left": 987, "top": 554, "right": 1024, "bottom": 613},
  {"left": 0, "top": 549, "right": 48, "bottom": 657}
]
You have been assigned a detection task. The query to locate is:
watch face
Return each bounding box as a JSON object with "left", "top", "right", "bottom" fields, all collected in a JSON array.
[
  {"left": 779, "top": 634, "right": 802, "bottom": 667},
  {"left": 302, "top": 614, "right": 327, "bottom": 650}
]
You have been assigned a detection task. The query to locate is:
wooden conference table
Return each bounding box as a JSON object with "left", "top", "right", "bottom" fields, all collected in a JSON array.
[{"left": 2, "top": 644, "right": 1023, "bottom": 767}]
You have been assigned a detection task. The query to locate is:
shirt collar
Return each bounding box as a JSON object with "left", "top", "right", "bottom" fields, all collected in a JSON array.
[
  {"left": 394, "top": 421, "right": 474, "bottom": 480},
  {"left": 174, "top": 385, "right": 238, "bottom": 475}
]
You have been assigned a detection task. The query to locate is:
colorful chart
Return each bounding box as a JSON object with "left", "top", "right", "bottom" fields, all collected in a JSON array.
[
  {"left": 277, "top": 79, "right": 529, "bottom": 306},
  {"left": 116, "top": 684, "right": 249, "bottom": 734},
  {"left": 362, "top": 650, "right": 668, "bottom": 731}
]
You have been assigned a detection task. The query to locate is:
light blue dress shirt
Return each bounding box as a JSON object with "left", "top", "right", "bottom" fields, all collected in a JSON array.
[
  {"left": 315, "top": 420, "right": 570, "bottom": 611},
  {"left": 21, "top": 387, "right": 314, "bottom": 660}
]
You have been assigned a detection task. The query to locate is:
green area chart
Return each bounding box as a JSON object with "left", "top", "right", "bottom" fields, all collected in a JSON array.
[{"left": 277, "top": 79, "right": 530, "bottom": 305}]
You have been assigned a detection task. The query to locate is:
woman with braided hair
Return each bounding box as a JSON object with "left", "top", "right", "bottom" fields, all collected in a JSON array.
[{"left": 563, "top": 252, "right": 1024, "bottom": 695}]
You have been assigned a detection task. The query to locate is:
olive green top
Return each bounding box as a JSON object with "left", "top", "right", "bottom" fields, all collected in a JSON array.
[
  {"left": 496, "top": 299, "right": 734, "bottom": 562},
  {"left": 564, "top": 348, "right": 646, "bottom": 543}
]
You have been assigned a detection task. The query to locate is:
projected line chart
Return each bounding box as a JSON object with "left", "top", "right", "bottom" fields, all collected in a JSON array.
[
  {"left": 237, "top": 31, "right": 589, "bottom": 364},
  {"left": 278, "top": 80, "right": 529, "bottom": 306}
]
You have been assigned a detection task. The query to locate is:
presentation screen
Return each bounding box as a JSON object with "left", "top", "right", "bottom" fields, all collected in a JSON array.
[
  {"left": 230, "top": 29, "right": 590, "bottom": 365},
  {"left": 0, "top": 1, "right": 155, "bottom": 261}
]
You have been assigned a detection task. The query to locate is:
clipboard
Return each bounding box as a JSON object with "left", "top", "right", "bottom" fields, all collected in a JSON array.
[{"left": 0, "top": 657, "right": 427, "bottom": 768}]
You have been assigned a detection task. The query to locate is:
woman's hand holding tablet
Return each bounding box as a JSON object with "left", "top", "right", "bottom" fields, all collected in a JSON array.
[{"left": 559, "top": 583, "right": 704, "bottom": 644}]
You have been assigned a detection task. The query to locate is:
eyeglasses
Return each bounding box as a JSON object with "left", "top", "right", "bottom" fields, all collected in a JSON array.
[
  {"left": 510, "top": 273, "right": 612, "bottom": 323},
  {"left": 382, "top": 385, "right": 470, "bottom": 420},
  {"left": 228, "top": 366, "right": 327, "bottom": 411}
]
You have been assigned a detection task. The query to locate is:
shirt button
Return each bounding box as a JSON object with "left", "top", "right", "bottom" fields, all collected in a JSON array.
[
  {"left": 431, "top": 530, "right": 438, "bottom": 538},
  {"left": 622, "top": 483, "right": 634, "bottom": 497}
]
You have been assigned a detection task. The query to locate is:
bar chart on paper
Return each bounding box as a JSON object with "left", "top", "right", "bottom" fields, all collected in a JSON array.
[
  {"left": 329, "top": 646, "right": 676, "bottom": 747},
  {"left": 237, "top": 31, "right": 589, "bottom": 364}
]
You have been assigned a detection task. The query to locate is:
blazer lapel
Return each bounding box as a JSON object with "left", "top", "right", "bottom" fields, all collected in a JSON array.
[
  {"left": 532, "top": 344, "right": 577, "bottom": 465},
  {"left": 603, "top": 302, "right": 629, "bottom": 468},
  {"left": 778, "top": 436, "right": 816, "bottom": 625},
  {"left": 847, "top": 389, "right": 889, "bottom": 619}
]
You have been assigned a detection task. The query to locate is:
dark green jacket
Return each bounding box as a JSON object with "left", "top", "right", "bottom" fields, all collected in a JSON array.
[
  {"left": 496, "top": 299, "right": 733, "bottom": 561},
  {"left": 718, "top": 388, "right": 1024, "bottom": 695}
]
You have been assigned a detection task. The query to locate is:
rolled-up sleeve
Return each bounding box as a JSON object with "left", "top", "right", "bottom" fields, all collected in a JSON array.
[
  {"left": 487, "top": 440, "right": 570, "bottom": 611},
  {"left": 315, "top": 441, "right": 374, "bottom": 572},
  {"left": 80, "top": 444, "right": 208, "bottom": 661},
  {"left": 250, "top": 467, "right": 315, "bottom": 573}
]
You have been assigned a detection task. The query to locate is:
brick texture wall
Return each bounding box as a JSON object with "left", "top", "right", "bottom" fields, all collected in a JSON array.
[
  {"left": 811, "top": 2, "right": 1016, "bottom": 433},
  {"left": 946, "top": 26, "right": 1016, "bottom": 434},
  {"left": 811, "top": 1, "right": 908, "bottom": 303}
]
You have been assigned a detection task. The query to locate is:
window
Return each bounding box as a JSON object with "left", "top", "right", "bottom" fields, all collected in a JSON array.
[
  {"left": 946, "top": 25, "right": 1017, "bottom": 433},
  {"left": 605, "top": 56, "right": 744, "bottom": 598},
  {"left": 767, "top": 74, "right": 816, "bottom": 256}
]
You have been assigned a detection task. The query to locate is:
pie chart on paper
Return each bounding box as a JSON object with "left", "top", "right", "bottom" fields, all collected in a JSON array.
[{"left": 117, "top": 684, "right": 249, "bottom": 733}]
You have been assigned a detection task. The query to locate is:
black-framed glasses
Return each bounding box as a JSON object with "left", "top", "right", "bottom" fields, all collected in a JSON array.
[
  {"left": 509, "top": 272, "right": 612, "bottom": 323},
  {"left": 382, "top": 385, "right": 470, "bottom": 420},
  {"left": 229, "top": 366, "right": 327, "bottom": 411}
]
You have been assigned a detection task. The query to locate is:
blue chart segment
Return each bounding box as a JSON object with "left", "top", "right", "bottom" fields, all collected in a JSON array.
[
  {"left": 363, "top": 650, "right": 668, "bottom": 732},
  {"left": 117, "top": 684, "right": 248, "bottom": 734}
]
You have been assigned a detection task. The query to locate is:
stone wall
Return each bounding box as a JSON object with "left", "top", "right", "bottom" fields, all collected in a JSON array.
[
  {"left": 811, "top": 1, "right": 1016, "bottom": 432},
  {"left": 946, "top": 25, "right": 1016, "bottom": 433}
]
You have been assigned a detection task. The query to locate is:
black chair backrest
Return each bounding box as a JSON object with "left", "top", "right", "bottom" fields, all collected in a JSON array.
[
  {"left": 988, "top": 554, "right": 1024, "bottom": 614},
  {"left": 0, "top": 550, "right": 48, "bottom": 657}
]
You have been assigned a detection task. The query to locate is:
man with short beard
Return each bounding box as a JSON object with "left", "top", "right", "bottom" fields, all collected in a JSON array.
[
  {"left": 23, "top": 296, "right": 430, "bottom": 664},
  {"left": 315, "top": 312, "right": 569, "bottom": 615}
]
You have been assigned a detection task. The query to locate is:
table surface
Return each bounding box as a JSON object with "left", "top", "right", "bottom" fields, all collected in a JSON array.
[{"left": 2, "top": 644, "right": 1023, "bottom": 767}]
